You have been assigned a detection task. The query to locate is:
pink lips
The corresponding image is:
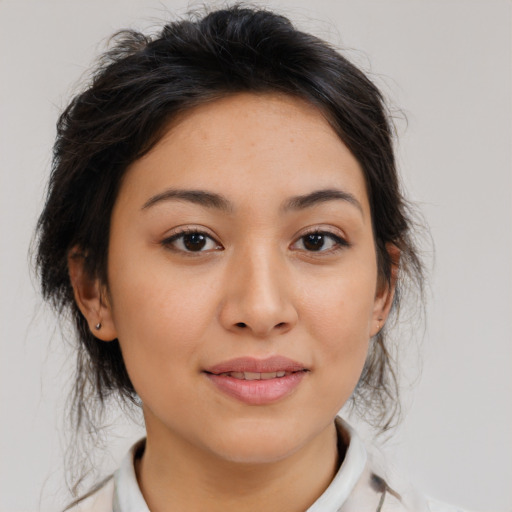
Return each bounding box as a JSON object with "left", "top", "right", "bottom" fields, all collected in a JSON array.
[{"left": 204, "top": 356, "right": 308, "bottom": 405}]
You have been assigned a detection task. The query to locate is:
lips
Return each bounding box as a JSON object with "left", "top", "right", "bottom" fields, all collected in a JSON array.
[
  {"left": 216, "top": 371, "right": 288, "bottom": 380},
  {"left": 204, "top": 356, "right": 308, "bottom": 405},
  {"left": 205, "top": 355, "right": 307, "bottom": 375}
]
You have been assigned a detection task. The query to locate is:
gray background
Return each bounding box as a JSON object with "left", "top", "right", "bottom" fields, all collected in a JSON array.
[{"left": 0, "top": 1, "right": 511, "bottom": 511}]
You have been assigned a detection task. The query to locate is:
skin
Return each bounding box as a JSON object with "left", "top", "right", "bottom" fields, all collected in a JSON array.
[{"left": 69, "top": 93, "right": 396, "bottom": 512}]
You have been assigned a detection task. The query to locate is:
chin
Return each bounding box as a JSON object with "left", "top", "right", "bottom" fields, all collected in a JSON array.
[
  {"left": 202, "top": 419, "right": 314, "bottom": 465},
  {"left": 212, "top": 437, "right": 301, "bottom": 465}
]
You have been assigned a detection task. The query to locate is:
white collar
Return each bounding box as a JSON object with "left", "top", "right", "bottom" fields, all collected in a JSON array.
[
  {"left": 113, "top": 438, "right": 147, "bottom": 512},
  {"left": 307, "top": 417, "right": 367, "bottom": 511},
  {"left": 112, "top": 416, "right": 367, "bottom": 512}
]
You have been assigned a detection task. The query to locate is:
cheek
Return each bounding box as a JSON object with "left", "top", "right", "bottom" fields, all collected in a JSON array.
[
  {"left": 302, "top": 270, "right": 376, "bottom": 339},
  {"left": 107, "top": 254, "right": 219, "bottom": 387},
  {"left": 299, "top": 264, "right": 376, "bottom": 377}
]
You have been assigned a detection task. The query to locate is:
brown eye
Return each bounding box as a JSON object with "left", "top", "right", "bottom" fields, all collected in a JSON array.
[
  {"left": 162, "top": 230, "right": 222, "bottom": 253},
  {"left": 292, "top": 231, "right": 349, "bottom": 253},
  {"left": 183, "top": 233, "right": 207, "bottom": 251},
  {"left": 303, "top": 233, "right": 326, "bottom": 251}
]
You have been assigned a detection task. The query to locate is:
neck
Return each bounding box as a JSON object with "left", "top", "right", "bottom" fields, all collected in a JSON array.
[{"left": 136, "top": 420, "right": 342, "bottom": 512}]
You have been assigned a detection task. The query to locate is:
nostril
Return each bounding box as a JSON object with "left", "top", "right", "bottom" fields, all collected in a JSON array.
[
  {"left": 235, "top": 322, "right": 247, "bottom": 328},
  {"left": 276, "top": 322, "right": 286, "bottom": 328}
]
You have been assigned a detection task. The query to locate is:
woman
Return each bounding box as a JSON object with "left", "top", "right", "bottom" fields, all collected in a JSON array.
[{"left": 35, "top": 5, "right": 464, "bottom": 512}]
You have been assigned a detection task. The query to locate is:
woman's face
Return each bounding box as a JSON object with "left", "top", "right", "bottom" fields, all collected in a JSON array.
[{"left": 94, "top": 93, "right": 393, "bottom": 463}]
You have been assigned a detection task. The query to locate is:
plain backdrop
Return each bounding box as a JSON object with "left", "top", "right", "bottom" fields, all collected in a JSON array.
[{"left": 0, "top": 1, "right": 511, "bottom": 511}]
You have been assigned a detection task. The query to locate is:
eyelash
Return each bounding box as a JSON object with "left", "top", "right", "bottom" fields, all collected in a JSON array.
[
  {"left": 161, "top": 228, "right": 350, "bottom": 255},
  {"left": 161, "top": 228, "right": 222, "bottom": 254},
  {"left": 291, "top": 229, "right": 350, "bottom": 254}
]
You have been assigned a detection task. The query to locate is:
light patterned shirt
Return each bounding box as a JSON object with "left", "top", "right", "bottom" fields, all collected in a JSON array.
[{"left": 69, "top": 417, "right": 469, "bottom": 512}]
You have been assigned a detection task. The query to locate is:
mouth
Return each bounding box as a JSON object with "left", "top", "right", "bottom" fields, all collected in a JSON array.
[
  {"left": 203, "top": 356, "right": 309, "bottom": 405},
  {"left": 204, "top": 355, "right": 308, "bottom": 375},
  {"left": 210, "top": 370, "right": 296, "bottom": 380}
]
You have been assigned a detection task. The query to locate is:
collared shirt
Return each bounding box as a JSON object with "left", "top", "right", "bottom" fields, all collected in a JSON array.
[{"left": 69, "top": 417, "right": 468, "bottom": 512}]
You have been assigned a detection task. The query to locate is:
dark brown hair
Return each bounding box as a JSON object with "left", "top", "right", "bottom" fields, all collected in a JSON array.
[{"left": 36, "top": 4, "right": 424, "bottom": 486}]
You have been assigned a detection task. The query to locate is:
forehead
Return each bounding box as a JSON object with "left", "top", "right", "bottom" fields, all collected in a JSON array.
[{"left": 119, "top": 93, "right": 369, "bottom": 216}]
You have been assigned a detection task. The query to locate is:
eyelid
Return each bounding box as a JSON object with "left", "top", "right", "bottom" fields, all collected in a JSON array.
[
  {"left": 290, "top": 226, "right": 350, "bottom": 253},
  {"left": 161, "top": 226, "right": 223, "bottom": 253},
  {"left": 159, "top": 225, "right": 349, "bottom": 255}
]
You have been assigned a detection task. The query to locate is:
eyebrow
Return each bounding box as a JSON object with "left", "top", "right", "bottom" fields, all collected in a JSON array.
[
  {"left": 283, "top": 188, "right": 363, "bottom": 215},
  {"left": 141, "top": 187, "right": 363, "bottom": 216},
  {"left": 142, "top": 189, "right": 233, "bottom": 213}
]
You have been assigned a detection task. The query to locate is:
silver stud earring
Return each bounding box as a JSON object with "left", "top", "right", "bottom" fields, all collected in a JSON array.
[{"left": 95, "top": 322, "right": 102, "bottom": 330}]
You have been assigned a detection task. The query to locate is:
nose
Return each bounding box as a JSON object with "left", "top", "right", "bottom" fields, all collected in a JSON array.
[{"left": 219, "top": 247, "right": 298, "bottom": 338}]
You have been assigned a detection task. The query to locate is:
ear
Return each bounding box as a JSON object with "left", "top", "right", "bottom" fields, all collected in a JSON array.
[
  {"left": 67, "top": 247, "right": 118, "bottom": 341},
  {"left": 370, "top": 243, "right": 400, "bottom": 337}
]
